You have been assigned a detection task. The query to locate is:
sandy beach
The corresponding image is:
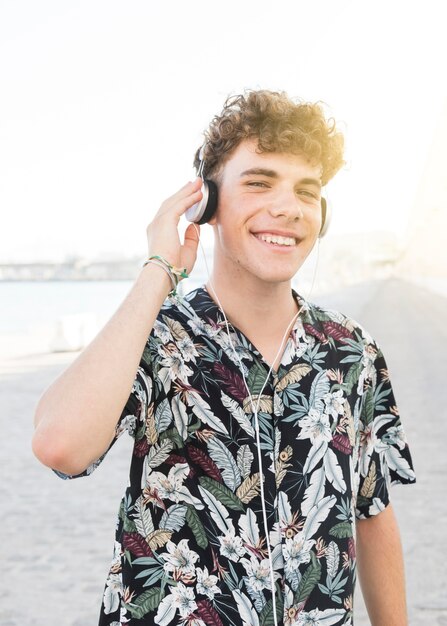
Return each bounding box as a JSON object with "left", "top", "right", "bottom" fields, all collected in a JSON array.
[{"left": 1, "top": 277, "right": 446, "bottom": 625}]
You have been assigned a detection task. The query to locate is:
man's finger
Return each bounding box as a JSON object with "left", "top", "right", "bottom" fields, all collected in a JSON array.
[
  {"left": 181, "top": 223, "right": 200, "bottom": 270},
  {"left": 183, "top": 222, "right": 200, "bottom": 246},
  {"left": 154, "top": 179, "right": 203, "bottom": 220}
]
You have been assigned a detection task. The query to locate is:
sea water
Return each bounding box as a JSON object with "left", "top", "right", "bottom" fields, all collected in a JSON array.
[
  {"left": 1, "top": 273, "right": 445, "bottom": 360},
  {"left": 0, "top": 276, "right": 205, "bottom": 359}
]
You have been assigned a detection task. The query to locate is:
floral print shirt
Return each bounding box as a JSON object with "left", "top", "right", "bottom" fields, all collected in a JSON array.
[{"left": 58, "top": 286, "right": 415, "bottom": 626}]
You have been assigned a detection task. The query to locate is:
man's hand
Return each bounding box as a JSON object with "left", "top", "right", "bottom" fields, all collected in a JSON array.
[
  {"left": 356, "top": 503, "right": 408, "bottom": 625},
  {"left": 146, "top": 178, "right": 203, "bottom": 276}
]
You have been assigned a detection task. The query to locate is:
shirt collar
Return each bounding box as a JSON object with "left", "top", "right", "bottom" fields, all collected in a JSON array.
[{"left": 179, "top": 284, "right": 313, "bottom": 339}]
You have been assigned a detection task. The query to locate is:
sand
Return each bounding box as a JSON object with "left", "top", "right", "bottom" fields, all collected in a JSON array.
[{"left": 1, "top": 278, "right": 446, "bottom": 625}]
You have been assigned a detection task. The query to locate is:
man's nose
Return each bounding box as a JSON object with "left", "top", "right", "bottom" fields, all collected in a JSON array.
[{"left": 267, "top": 190, "right": 304, "bottom": 221}]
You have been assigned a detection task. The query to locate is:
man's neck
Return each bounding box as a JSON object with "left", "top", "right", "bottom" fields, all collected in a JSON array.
[{"left": 206, "top": 269, "right": 299, "bottom": 340}]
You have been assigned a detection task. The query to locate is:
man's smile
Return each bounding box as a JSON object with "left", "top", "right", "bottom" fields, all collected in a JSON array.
[{"left": 251, "top": 230, "right": 299, "bottom": 248}]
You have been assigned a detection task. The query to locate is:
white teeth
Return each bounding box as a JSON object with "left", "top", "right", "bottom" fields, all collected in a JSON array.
[{"left": 257, "top": 234, "right": 296, "bottom": 246}]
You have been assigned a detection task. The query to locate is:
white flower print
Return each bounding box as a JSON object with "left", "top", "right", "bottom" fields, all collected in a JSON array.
[
  {"left": 103, "top": 573, "right": 122, "bottom": 615},
  {"left": 357, "top": 344, "right": 378, "bottom": 394},
  {"left": 158, "top": 346, "right": 193, "bottom": 383},
  {"left": 323, "top": 389, "right": 345, "bottom": 420},
  {"left": 240, "top": 556, "right": 272, "bottom": 591},
  {"left": 177, "top": 335, "right": 199, "bottom": 362},
  {"left": 161, "top": 539, "right": 199, "bottom": 576},
  {"left": 214, "top": 331, "right": 253, "bottom": 372},
  {"left": 146, "top": 463, "right": 204, "bottom": 509},
  {"left": 281, "top": 323, "right": 309, "bottom": 366},
  {"left": 230, "top": 340, "right": 254, "bottom": 363},
  {"left": 382, "top": 424, "right": 406, "bottom": 450},
  {"left": 110, "top": 540, "right": 122, "bottom": 568},
  {"left": 368, "top": 497, "right": 386, "bottom": 516},
  {"left": 103, "top": 541, "right": 125, "bottom": 612},
  {"left": 153, "top": 320, "right": 173, "bottom": 344},
  {"left": 188, "top": 312, "right": 223, "bottom": 341},
  {"left": 196, "top": 566, "right": 221, "bottom": 599},
  {"left": 283, "top": 532, "right": 315, "bottom": 580},
  {"left": 219, "top": 531, "right": 245, "bottom": 562},
  {"left": 187, "top": 316, "right": 209, "bottom": 336},
  {"left": 170, "top": 582, "right": 198, "bottom": 618},
  {"left": 155, "top": 582, "right": 198, "bottom": 625},
  {"left": 115, "top": 413, "right": 137, "bottom": 438},
  {"left": 298, "top": 409, "right": 332, "bottom": 443}
]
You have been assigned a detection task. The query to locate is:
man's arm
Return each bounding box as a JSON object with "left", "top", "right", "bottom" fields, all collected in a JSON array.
[
  {"left": 356, "top": 502, "right": 408, "bottom": 625},
  {"left": 32, "top": 180, "right": 202, "bottom": 476}
]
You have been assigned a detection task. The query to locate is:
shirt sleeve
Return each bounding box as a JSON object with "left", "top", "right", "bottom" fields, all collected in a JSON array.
[
  {"left": 355, "top": 341, "right": 416, "bottom": 519},
  {"left": 53, "top": 362, "right": 153, "bottom": 480}
]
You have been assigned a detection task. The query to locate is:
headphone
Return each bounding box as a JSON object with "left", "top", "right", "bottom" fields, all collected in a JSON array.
[
  {"left": 185, "top": 178, "right": 219, "bottom": 225},
  {"left": 185, "top": 146, "right": 332, "bottom": 237}
]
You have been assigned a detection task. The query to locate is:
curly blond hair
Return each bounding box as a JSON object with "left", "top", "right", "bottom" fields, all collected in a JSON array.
[{"left": 194, "top": 90, "right": 345, "bottom": 186}]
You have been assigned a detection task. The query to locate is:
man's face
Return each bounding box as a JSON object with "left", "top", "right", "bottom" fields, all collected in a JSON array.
[{"left": 210, "top": 139, "right": 323, "bottom": 285}]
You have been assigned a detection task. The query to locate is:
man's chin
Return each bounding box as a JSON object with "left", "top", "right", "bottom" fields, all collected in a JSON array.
[
  {"left": 259, "top": 261, "right": 309, "bottom": 283},
  {"left": 251, "top": 269, "right": 298, "bottom": 285}
]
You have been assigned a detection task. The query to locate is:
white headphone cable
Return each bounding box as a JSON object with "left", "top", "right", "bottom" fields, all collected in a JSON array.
[{"left": 191, "top": 223, "right": 303, "bottom": 626}]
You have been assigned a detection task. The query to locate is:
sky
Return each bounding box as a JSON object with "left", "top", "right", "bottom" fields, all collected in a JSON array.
[{"left": 1, "top": 0, "right": 446, "bottom": 263}]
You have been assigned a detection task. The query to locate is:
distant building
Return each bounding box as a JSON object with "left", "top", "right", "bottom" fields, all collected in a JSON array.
[
  {"left": 0, "top": 257, "right": 142, "bottom": 281},
  {"left": 0, "top": 233, "right": 401, "bottom": 290}
]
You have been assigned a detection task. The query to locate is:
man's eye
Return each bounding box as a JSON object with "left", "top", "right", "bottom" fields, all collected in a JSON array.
[
  {"left": 247, "top": 181, "right": 269, "bottom": 188},
  {"left": 298, "top": 190, "right": 319, "bottom": 200}
]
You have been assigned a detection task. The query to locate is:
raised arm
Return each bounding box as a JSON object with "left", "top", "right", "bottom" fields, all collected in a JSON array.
[{"left": 32, "top": 179, "right": 202, "bottom": 476}]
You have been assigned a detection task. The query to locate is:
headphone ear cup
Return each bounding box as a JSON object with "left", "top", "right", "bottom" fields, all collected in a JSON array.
[
  {"left": 184, "top": 180, "right": 218, "bottom": 224},
  {"left": 197, "top": 179, "right": 218, "bottom": 225},
  {"left": 319, "top": 197, "right": 331, "bottom": 238}
]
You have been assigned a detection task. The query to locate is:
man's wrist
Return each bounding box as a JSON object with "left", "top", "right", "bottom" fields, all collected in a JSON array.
[
  {"left": 138, "top": 259, "right": 173, "bottom": 298},
  {"left": 143, "top": 256, "right": 189, "bottom": 296}
]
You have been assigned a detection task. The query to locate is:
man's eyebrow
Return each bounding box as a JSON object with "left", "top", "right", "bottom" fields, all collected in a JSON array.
[
  {"left": 240, "top": 168, "right": 278, "bottom": 178},
  {"left": 239, "top": 168, "right": 322, "bottom": 189},
  {"left": 299, "top": 177, "right": 322, "bottom": 189}
]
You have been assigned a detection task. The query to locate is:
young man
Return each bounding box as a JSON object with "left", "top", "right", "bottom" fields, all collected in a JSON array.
[{"left": 32, "top": 90, "right": 416, "bottom": 626}]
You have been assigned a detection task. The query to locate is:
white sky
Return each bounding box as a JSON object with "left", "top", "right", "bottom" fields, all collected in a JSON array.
[{"left": 1, "top": 0, "right": 446, "bottom": 263}]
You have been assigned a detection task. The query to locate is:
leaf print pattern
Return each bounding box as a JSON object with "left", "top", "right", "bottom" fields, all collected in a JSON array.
[{"left": 54, "top": 286, "right": 415, "bottom": 625}]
